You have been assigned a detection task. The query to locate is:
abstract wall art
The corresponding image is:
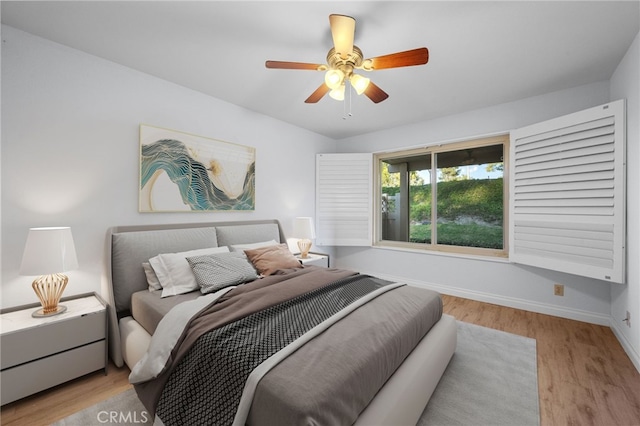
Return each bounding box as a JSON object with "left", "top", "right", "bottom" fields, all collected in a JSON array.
[{"left": 139, "top": 124, "right": 256, "bottom": 212}]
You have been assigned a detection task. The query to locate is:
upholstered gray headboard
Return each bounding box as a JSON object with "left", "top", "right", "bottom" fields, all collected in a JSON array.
[{"left": 105, "top": 219, "right": 285, "bottom": 366}]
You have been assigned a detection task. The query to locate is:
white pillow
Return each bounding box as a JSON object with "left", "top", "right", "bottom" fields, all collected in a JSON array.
[
  {"left": 149, "top": 246, "right": 230, "bottom": 298},
  {"left": 142, "top": 262, "right": 162, "bottom": 291},
  {"left": 230, "top": 240, "right": 278, "bottom": 251}
]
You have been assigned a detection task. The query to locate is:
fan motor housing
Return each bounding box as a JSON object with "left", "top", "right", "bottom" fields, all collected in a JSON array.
[{"left": 326, "top": 45, "right": 365, "bottom": 75}]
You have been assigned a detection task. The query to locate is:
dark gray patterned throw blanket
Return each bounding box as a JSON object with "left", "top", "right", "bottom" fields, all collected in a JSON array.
[{"left": 156, "top": 274, "right": 391, "bottom": 426}]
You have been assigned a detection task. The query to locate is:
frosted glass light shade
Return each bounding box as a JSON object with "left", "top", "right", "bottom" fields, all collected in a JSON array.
[
  {"left": 350, "top": 74, "right": 370, "bottom": 95},
  {"left": 324, "top": 69, "right": 345, "bottom": 90},
  {"left": 329, "top": 85, "right": 345, "bottom": 101}
]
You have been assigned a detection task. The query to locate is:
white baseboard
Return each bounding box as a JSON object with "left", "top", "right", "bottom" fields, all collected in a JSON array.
[
  {"left": 368, "top": 271, "right": 611, "bottom": 326},
  {"left": 609, "top": 321, "right": 640, "bottom": 373}
]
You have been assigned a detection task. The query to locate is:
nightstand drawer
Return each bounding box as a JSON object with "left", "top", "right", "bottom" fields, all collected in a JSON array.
[
  {"left": 0, "top": 309, "right": 106, "bottom": 370},
  {"left": 0, "top": 340, "right": 106, "bottom": 405}
]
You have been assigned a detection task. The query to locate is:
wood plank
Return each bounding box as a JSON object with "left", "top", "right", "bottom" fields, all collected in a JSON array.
[{"left": 441, "top": 295, "right": 640, "bottom": 426}]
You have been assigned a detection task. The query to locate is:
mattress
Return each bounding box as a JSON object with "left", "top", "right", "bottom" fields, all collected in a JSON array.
[{"left": 131, "top": 289, "right": 200, "bottom": 335}]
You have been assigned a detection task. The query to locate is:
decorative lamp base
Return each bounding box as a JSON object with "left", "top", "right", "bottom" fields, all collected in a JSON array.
[
  {"left": 31, "top": 273, "right": 69, "bottom": 318},
  {"left": 297, "top": 239, "right": 312, "bottom": 259},
  {"left": 32, "top": 305, "right": 67, "bottom": 318}
]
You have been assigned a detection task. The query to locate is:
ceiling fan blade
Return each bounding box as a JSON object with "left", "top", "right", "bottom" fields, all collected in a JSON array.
[
  {"left": 329, "top": 14, "right": 355, "bottom": 59},
  {"left": 265, "top": 60, "right": 324, "bottom": 70},
  {"left": 364, "top": 81, "right": 389, "bottom": 103},
  {"left": 305, "top": 83, "right": 330, "bottom": 103},
  {"left": 365, "top": 47, "right": 429, "bottom": 70}
]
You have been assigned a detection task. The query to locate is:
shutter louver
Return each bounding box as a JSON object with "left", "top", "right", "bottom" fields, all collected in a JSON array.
[
  {"left": 316, "top": 153, "right": 372, "bottom": 246},
  {"left": 510, "top": 100, "right": 625, "bottom": 283}
]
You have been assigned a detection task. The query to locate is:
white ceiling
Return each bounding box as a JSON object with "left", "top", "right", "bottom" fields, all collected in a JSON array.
[{"left": 2, "top": 1, "right": 638, "bottom": 140}]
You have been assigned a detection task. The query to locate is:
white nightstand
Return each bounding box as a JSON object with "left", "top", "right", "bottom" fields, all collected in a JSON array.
[
  {"left": 296, "top": 252, "right": 330, "bottom": 268},
  {"left": 0, "top": 293, "right": 107, "bottom": 405}
]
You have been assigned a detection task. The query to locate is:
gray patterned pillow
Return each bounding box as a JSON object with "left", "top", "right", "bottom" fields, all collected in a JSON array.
[{"left": 186, "top": 252, "right": 259, "bottom": 294}]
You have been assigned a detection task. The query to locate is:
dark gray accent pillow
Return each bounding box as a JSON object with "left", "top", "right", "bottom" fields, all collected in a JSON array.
[{"left": 186, "top": 252, "right": 259, "bottom": 294}]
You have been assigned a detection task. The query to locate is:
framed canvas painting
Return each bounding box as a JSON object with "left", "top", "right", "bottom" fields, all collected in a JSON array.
[{"left": 139, "top": 124, "right": 256, "bottom": 212}]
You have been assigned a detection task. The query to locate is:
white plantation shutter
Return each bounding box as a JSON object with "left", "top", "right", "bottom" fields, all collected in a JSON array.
[
  {"left": 509, "top": 100, "right": 626, "bottom": 283},
  {"left": 316, "top": 153, "right": 372, "bottom": 246}
]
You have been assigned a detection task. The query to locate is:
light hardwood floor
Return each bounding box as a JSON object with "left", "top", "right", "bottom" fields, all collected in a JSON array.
[
  {"left": 442, "top": 295, "right": 640, "bottom": 426},
  {"left": 2, "top": 295, "right": 639, "bottom": 425}
]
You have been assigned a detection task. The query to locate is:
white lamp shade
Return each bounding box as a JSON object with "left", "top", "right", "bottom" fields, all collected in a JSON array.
[
  {"left": 20, "top": 227, "right": 79, "bottom": 276},
  {"left": 293, "top": 217, "right": 316, "bottom": 240}
]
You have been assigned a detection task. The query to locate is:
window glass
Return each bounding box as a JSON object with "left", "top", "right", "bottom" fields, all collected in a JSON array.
[
  {"left": 435, "top": 145, "right": 504, "bottom": 249},
  {"left": 381, "top": 155, "right": 432, "bottom": 243},
  {"left": 377, "top": 136, "right": 507, "bottom": 256}
]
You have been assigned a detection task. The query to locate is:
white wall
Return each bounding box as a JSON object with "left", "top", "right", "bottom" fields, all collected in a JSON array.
[
  {"left": 610, "top": 31, "right": 640, "bottom": 370},
  {"left": 0, "top": 26, "right": 335, "bottom": 308},
  {"left": 333, "top": 81, "right": 617, "bottom": 325}
]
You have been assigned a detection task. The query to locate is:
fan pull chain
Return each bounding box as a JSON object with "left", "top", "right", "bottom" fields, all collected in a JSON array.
[
  {"left": 343, "top": 81, "right": 354, "bottom": 120},
  {"left": 343, "top": 89, "right": 347, "bottom": 119}
]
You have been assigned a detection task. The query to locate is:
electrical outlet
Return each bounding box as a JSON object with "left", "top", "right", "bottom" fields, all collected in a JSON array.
[{"left": 554, "top": 284, "right": 564, "bottom": 296}]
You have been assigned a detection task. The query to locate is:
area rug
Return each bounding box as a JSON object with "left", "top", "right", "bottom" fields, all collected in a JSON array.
[
  {"left": 53, "top": 321, "right": 539, "bottom": 426},
  {"left": 419, "top": 321, "right": 539, "bottom": 425}
]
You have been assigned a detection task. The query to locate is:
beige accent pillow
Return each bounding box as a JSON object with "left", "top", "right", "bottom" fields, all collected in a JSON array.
[{"left": 244, "top": 244, "right": 302, "bottom": 276}]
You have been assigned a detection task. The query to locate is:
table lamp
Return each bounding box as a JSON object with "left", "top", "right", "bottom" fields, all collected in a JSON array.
[
  {"left": 19, "top": 227, "right": 79, "bottom": 317},
  {"left": 293, "top": 217, "right": 316, "bottom": 259}
]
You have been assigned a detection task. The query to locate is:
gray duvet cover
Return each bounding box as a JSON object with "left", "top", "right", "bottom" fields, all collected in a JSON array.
[{"left": 248, "top": 283, "right": 443, "bottom": 425}]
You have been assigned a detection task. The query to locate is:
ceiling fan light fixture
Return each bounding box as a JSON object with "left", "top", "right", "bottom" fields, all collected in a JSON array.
[
  {"left": 265, "top": 14, "right": 428, "bottom": 104},
  {"left": 329, "top": 85, "right": 345, "bottom": 101},
  {"left": 324, "top": 69, "right": 344, "bottom": 90},
  {"left": 350, "top": 74, "right": 370, "bottom": 95}
]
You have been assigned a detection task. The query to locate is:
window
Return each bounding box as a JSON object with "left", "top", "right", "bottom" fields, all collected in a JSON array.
[
  {"left": 375, "top": 135, "right": 509, "bottom": 257},
  {"left": 316, "top": 101, "right": 624, "bottom": 282}
]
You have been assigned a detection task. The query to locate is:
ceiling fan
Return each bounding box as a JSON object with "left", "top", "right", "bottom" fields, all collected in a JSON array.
[{"left": 265, "top": 14, "right": 429, "bottom": 104}]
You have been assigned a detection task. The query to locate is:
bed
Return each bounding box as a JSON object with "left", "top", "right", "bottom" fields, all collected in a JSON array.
[{"left": 105, "top": 219, "right": 456, "bottom": 425}]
